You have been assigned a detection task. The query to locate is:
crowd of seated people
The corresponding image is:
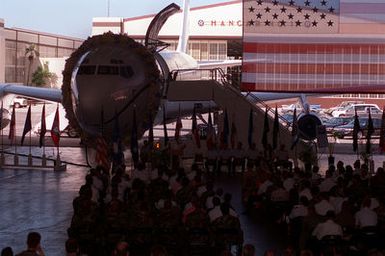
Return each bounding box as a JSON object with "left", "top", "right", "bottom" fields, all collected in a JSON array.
[
  {"left": 242, "top": 154, "right": 385, "bottom": 256},
  {"left": 67, "top": 160, "right": 244, "bottom": 256}
]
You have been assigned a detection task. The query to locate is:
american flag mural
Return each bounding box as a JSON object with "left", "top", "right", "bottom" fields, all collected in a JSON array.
[{"left": 242, "top": 0, "right": 385, "bottom": 92}]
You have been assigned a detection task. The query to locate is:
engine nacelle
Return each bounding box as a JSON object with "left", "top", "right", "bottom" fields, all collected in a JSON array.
[
  {"left": 62, "top": 33, "right": 162, "bottom": 143},
  {"left": 297, "top": 113, "right": 322, "bottom": 140}
]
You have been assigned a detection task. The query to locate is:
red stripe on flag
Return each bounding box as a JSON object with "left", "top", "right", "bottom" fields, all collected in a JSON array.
[
  {"left": 51, "top": 106, "right": 60, "bottom": 147},
  {"left": 240, "top": 82, "right": 385, "bottom": 93},
  {"left": 341, "top": 3, "right": 385, "bottom": 14},
  {"left": 243, "top": 42, "right": 385, "bottom": 54},
  {"left": 243, "top": 63, "right": 385, "bottom": 75},
  {"left": 95, "top": 136, "right": 110, "bottom": 171}
]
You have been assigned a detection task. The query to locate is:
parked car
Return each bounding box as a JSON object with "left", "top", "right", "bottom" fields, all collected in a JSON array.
[
  {"left": 281, "top": 103, "right": 321, "bottom": 114},
  {"left": 325, "top": 100, "right": 365, "bottom": 116},
  {"left": 323, "top": 116, "right": 354, "bottom": 132},
  {"left": 332, "top": 117, "right": 383, "bottom": 139},
  {"left": 34, "top": 124, "right": 79, "bottom": 138},
  {"left": 332, "top": 104, "right": 382, "bottom": 117},
  {"left": 11, "top": 97, "right": 28, "bottom": 108}
]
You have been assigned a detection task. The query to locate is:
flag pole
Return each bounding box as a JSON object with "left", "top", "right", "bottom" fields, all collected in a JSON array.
[
  {"left": 57, "top": 103, "right": 60, "bottom": 166},
  {"left": 29, "top": 104, "right": 32, "bottom": 156},
  {"left": 0, "top": 101, "right": 3, "bottom": 166},
  {"left": 42, "top": 103, "right": 46, "bottom": 166},
  {"left": 28, "top": 105, "right": 32, "bottom": 166}
]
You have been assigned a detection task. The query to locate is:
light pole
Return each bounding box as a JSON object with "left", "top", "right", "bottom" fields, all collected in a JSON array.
[{"left": 107, "top": 0, "right": 110, "bottom": 17}]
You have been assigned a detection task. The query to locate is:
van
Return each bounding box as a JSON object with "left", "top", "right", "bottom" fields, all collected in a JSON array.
[{"left": 332, "top": 104, "right": 382, "bottom": 117}]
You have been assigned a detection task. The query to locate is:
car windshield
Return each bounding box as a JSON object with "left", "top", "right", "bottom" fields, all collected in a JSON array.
[{"left": 345, "top": 118, "right": 368, "bottom": 126}]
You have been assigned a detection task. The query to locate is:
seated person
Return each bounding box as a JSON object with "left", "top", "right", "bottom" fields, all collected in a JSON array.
[
  {"left": 212, "top": 204, "right": 243, "bottom": 245},
  {"left": 355, "top": 198, "right": 378, "bottom": 229},
  {"left": 312, "top": 211, "right": 343, "bottom": 240}
]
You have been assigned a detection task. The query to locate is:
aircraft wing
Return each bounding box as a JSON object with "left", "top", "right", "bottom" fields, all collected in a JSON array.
[
  {"left": 197, "top": 59, "right": 242, "bottom": 69},
  {"left": 0, "top": 84, "right": 62, "bottom": 103},
  {"left": 197, "top": 58, "right": 266, "bottom": 69}
]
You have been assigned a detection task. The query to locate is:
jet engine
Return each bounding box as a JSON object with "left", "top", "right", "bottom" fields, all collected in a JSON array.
[
  {"left": 297, "top": 113, "right": 322, "bottom": 140},
  {"left": 62, "top": 33, "right": 162, "bottom": 143}
]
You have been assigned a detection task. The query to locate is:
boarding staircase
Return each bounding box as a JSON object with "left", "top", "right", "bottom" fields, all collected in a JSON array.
[{"left": 165, "top": 68, "right": 310, "bottom": 158}]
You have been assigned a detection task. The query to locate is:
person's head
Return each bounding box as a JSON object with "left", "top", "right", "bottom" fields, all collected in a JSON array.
[
  {"left": 113, "top": 241, "right": 129, "bottom": 256},
  {"left": 224, "top": 193, "right": 232, "bottom": 203},
  {"left": 150, "top": 244, "right": 168, "bottom": 256},
  {"left": 300, "top": 250, "right": 313, "bottom": 256},
  {"left": 212, "top": 196, "right": 221, "bottom": 207},
  {"left": 312, "top": 165, "right": 319, "bottom": 174},
  {"left": 242, "top": 244, "right": 255, "bottom": 256},
  {"left": 26, "top": 232, "right": 41, "bottom": 250},
  {"left": 325, "top": 210, "right": 335, "bottom": 220},
  {"left": 65, "top": 238, "right": 79, "bottom": 255},
  {"left": 362, "top": 197, "right": 371, "bottom": 208},
  {"left": 264, "top": 249, "right": 277, "bottom": 256},
  {"left": 220, "top": 204, "right": 230, "bottom": 216},
  {"left": 1, "top": 247, "right": 13, "bottom": 256}
]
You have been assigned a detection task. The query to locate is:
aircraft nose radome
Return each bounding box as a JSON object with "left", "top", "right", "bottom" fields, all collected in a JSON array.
[{"left": 61, "top": 33, "right": 161, "bottom": 143}]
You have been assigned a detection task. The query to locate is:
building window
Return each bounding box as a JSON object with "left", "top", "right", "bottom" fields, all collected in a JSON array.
[
  {"left": 200, "top": 42, "right": 208, "bottom": 60},
  {"left": 39, "top": 45, "right": 57, "bottom": 57}
]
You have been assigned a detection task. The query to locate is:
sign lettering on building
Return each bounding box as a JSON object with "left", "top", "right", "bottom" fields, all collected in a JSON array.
[{"left": 198, "top": 19, "right": 242, "bottom": 27}]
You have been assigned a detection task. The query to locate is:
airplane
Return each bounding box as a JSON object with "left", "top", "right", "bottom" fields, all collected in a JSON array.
[{"left": 0, "top": 0, "right": 323, "bottom": 146}]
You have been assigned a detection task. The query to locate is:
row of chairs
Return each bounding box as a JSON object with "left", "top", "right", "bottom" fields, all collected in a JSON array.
[{"left": 72, "top": 226, "right": 243, "bottom": 256}]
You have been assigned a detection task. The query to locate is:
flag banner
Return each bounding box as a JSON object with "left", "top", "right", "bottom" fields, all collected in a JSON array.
[
  {"left": 8, "top": 104, "right": 15, "bottom": 144},
  {"left": 51, "top": 106, "right": 60, "bottom": 147},
  {"left": 162, "top": 105, "right": 169, "bottom": 146},
  {"left": 95, "top": 136, "right": 110, "bottom": 171},
  {"left": 39, "top": 104, "right": 46, "bottom": 147},
  {"left": 112, "top": 113, "right": 122, "bottom": 154},
  {"left": 242, "top": 0, "right": 385, "bottom": 92},
  {"left": 175, "top": 105, "right": 182, "bottom": 142},
  {"left": 21, "top": 105, "right": 31, "bottom": 145},
  {"left": 222, "top": 109, "right": 230, "bottom": 148},
  {"left": 112, "top": 113, "right": 124, "bottom": 167},
  {"left": 272, "top": 105, "right": 279, "bottom": 150},
  {"left": 366, "top": 109, "right": 374, "bottom": 154},
  {"left": 206, "top": 108, "right": 215, "bottom": 150},
  {"left": 131, "top": 108, "right": 139, "bottom": 165},
  {"left": 248, "top": 108, "right": 254, "bottom": 148},
  {"left": 0, "top": 102, "right": 3, "bottom": 131},
  {"left": 291, "top": 108, "right": 298, "bottom": 149},
  {"left": 262, "top": 107, "right": 270, "bottom": 149},
  {"left": 352, "top": 109, "right": 360, "bottom": 152},
  {"left": 316, "top": 125, "right": 329, "bottom": 148},
  {"left": 192, "top": 106, "right": 201, "bottom": 148},
  {"left": 231, "top": 122, "right": 237, "bottom": 149},
  {"left": 148, "top": 112, "right": 154, "bottom": 147},
  {"left": 379, "top": 106, "right": 385, "bottom": 153}
]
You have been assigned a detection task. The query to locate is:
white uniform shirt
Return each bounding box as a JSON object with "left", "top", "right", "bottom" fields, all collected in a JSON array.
[
  {"left": 315, "top": 199, "right": 335, "bottom": 216},
  {"left": 312, "top": 220, "right": 343, "bottom": 240},
  {"left": 299, "top": 188, "right": 313, "bottom": 201},
  {"left": 319, "top": 178, "right": 336, "bottom": 192},
  {"left": 289, "top": 204, "right": 308, "bottom": 219},
  {"left": 208, "top": 205, "right": 237, "bottom": 222},
  {"left": 257, "top": 180, "right": 273, "bottom": 195},
  {"left": 283, "top": 178, "right": 295, "bottom": 191},
  {"left": 329, "top": 196, "right": 347, "bottom": 214},
  {"left": 355, "top": 207, "right": 378, "bottom": 228}
]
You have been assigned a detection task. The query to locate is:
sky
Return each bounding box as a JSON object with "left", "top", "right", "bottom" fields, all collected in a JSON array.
[{"left": 0, "top": 0, "right": 227, "bottom": 38}]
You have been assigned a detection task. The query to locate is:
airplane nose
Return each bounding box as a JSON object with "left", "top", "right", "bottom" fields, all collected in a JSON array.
[{"left": 62, "top": 32, "right": 161, "bottom": 143}]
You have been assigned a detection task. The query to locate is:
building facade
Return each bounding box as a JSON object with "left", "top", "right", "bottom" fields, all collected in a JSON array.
[
  {"left": 91, "top": 0, "right": 385, "bottom": 104},
  {"left": 0, "top": 18, "right": 83, "bottom": 85},
  {"left": 92, "top": 0, "right": 243, "bottom": 62}
]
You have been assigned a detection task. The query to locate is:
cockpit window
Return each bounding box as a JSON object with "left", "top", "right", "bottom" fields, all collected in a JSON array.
[
  {"left": 98, "top": 65, "right": 119, "bottom": 75},
  {"left": 78, "top": 65, "right": 96, "bottom": 75},
  {"left": 120, "top": 66, "right": 134, "bottom": 79}
]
